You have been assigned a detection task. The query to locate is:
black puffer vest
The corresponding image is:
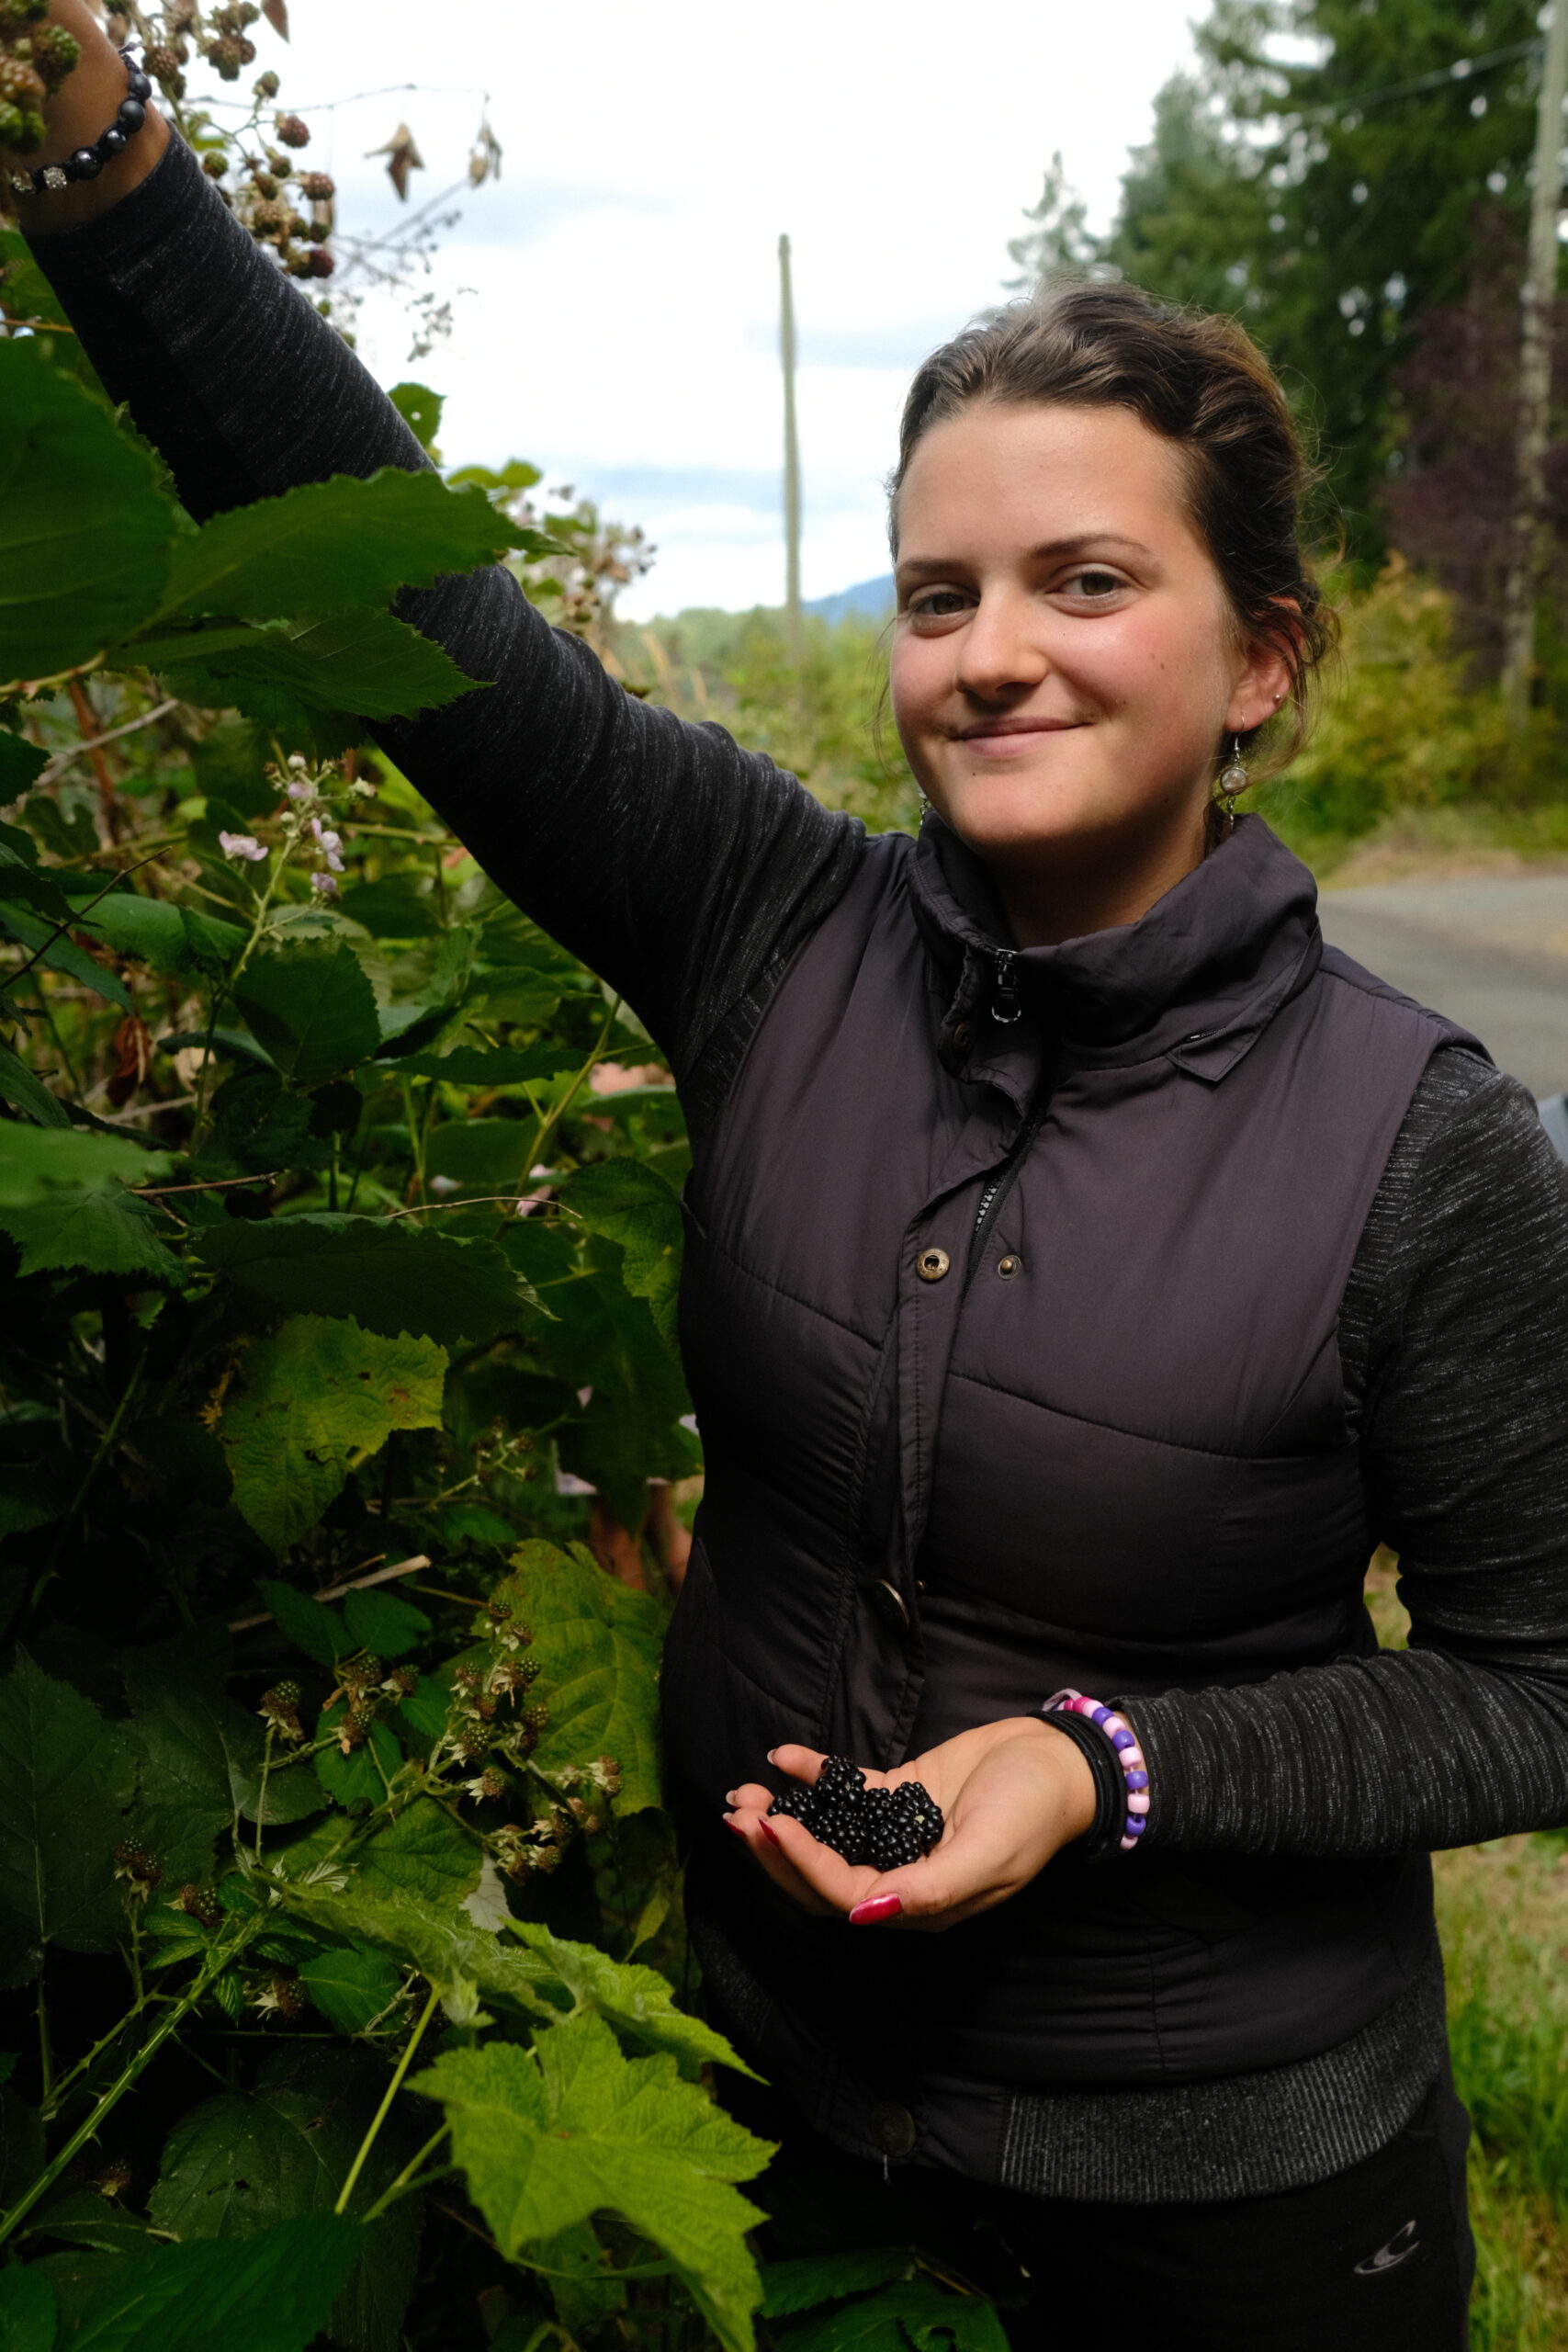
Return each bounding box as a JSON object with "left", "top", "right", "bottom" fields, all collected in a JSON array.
[{"left": 662, "top": 814, "right": 1471, "bottom": 2178}]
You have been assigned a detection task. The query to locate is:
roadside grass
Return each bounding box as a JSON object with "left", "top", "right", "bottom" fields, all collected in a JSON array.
[{"left": 1366, "top": 1554, "right": 1568, "bottom": 2346}]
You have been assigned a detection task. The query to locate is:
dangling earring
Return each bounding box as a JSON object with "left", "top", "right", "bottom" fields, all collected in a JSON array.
[{"left": 1215, "top": 736, "right": 1248, "bottom": 833}]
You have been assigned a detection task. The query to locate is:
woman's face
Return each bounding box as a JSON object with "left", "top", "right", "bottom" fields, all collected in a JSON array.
[{"left": 889, "top": 401, "right": 1292, "bottom": 936}]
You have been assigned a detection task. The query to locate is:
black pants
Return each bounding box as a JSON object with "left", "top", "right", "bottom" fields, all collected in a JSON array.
[{"left": 736, "top": 2072, "right": 1475, "bottom": 2352}]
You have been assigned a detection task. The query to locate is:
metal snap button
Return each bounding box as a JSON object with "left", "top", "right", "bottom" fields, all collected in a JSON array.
[
  {"left": 916, "top": 1247, "right": 950, "bottom": 1283},
  {"left": 862, "top": 1577, "right": 911, "bottom": 1634},
  {"left": 952, "top": 1020, "right": 974, "bottom": 1052},
  {"left": 871, "top": 2100, "right": 919, "bottom": 2158},
  {"left": 997, "top": 1254, "right": 1021, "bottom": 1279}
]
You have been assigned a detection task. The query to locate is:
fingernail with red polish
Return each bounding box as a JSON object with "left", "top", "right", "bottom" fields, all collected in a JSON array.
[
  {"left": 850, "top": 1894, "right": 903, "bottom": 1926},
  {"left": 723, "top": 1815, "right": 748, "bottom": 1838},
  {"left": 760, "top": 1819, "right": 782, "bottom": 1847}
]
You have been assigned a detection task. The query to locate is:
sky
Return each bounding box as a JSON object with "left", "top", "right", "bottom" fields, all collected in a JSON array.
[{"left": 252, "top": 2, "right": 1205, "bottom": 617}]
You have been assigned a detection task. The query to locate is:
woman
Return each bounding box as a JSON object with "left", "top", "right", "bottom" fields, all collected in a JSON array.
[{"left": 17, "top": 16, "right": 1568, "bottom": 2344}]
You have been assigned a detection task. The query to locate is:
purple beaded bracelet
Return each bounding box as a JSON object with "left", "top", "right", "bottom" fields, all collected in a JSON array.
[{"left": 1043, "top": 1689, "right": 1150, "bottom": 1852}]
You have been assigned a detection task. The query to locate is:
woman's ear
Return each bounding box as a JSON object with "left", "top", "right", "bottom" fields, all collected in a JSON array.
[{"left": 1226, "top": 602, "right": 1301, "bottom": 735}]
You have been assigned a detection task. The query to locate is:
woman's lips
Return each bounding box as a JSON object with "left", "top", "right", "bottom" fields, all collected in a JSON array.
[{"left": 954, "top": 718, "right": 1081, "bottom": 757}]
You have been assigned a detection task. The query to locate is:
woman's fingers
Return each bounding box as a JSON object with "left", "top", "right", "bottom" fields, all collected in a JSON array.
[{"left": 722, "top": 1804, "right": 838, "bottom": 1914}]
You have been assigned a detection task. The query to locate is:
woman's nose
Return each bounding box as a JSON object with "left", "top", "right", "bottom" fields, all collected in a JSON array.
[{"left": 953, "top": 594, "right": 1050, "bottom": 701}]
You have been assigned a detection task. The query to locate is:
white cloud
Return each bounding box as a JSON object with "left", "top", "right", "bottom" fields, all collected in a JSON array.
[{"left": 263, "top": 1, "right": 1201, "bottom": 614}]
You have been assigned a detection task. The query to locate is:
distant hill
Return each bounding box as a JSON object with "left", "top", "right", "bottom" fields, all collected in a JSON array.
[{"left": 804, "top": 574, "right": 894, "bottom": 625}]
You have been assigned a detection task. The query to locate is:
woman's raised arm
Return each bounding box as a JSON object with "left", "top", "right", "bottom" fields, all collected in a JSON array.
[{"left": 17, "top": 6, "right": 863, "bottom": 1079}]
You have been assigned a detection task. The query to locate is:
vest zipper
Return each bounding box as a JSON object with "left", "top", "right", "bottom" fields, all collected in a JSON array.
[
  {"left": 968, "top": 1074, "right": 1053, "bottom": 1276},
  {"left": 991, "top": 950, "right": 1021, "bottom": 1024}
]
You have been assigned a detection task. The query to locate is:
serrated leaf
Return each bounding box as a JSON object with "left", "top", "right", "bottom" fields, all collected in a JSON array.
[
  {"left": 123, "top": 1652, "right": 322, "bottom": 1838},
  {"left": 0, "top": 1127, "right": 170, "bottom": 1212},
  {"left": 207, "top": 1968, "right": 245, "bottom": 2023},
  {"left": 79, "top": 894, "right": 243, "bottom": 980},
  {"left": 352, "top": 1796, "right": 480, "bottom": 1910},
  {"left": 24, "top": 2188, "right": 156, "bottom": 2260},
  {"left": 760, "top": 2249, "right": 914, "bottom": 2320},
  {"left": 0, "top": 1188, "right": 183, "bottom": 1285},
  {"left": 342, "top": 1587, "right": 429, "bottom": 1657},
  {"left": 0, "top": 865, "right": 75, "bottom": 927},
  {"left": 232, "top": 942, "right": 380, "bottom": 1088},
  {"left": 0, "top": 2261, "right": 54, "bottom": 2352},
  {"left": 258, "top": 1577, "right": 344, "bottom": 1668},
  {"left": 0, "top": 1041, "right": 70, "bottom": 1129},
  {"left": 195, "top": 1215, "right": 539, "bottom": 1349},
  {"left": 0, "top": 900, "right": 130, "bottom": 1010},
  {"left": 219, "top": 1316, "right": 446, "bottom": 1554},
  {"left": 0, "top": 1652, "right": 134, "bottom": 1984},
  {"left": 313, "top": 1700, "right": 401, "bottom": 1810},
  {"left": 147, "top": 2060, "right": 420, "bottom": 2352},
  {"left": 162, "top": 469, "right": 528, "bottom": 622},
  {"left": 298, "top": 1944, "right": 404, "bottom": 2034},
  {"left": 776, "top": 2278, "right": 1010, "bottom": 2352},
  {"left": 0, "top": 729, "right": 49, "bottom": 799},
  {"left": 510, "top": 1922, "right": 755, "bottom": 2079},
  {"left": 412, "top": 2017, "right": 771, "bottom": 2352},
  {"left": 0, "top": 338, "right": 176, "bottom": 682},
  {"left": 71, "top": 2211, "right": 360, "bottom": 2352},
  {"left": 491, "top": 1544, "right": 663, "bottom": 1813},
  {"left": 139, "top": 606, "right": 483, "bottom": 724},
  {"left": 559, "top": 1158, "right": 683, "bottom": 1350},
  {"left": 278, "top": 1873, "right": 542, "bottom": 2026}
]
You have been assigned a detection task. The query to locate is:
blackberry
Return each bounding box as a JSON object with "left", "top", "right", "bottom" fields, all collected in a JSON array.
[
  {"left": 765, "top": 1755, "right": 944, "bottom": 1869},
  {"left": 274, "top": 111, "right": 310, "bottom": 149}
]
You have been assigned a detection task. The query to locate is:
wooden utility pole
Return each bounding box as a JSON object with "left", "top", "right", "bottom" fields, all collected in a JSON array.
[
  {"left": 1500, "top": 2, "right": 1568, "bottom": 730},
  {"left": 778, "top": 232, "right": 803, "bottom": 666}
]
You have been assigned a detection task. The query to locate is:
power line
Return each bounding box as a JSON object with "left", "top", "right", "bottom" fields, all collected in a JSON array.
[{"left": 1282, "top": 36, "right": 1543, "bottom": 127}]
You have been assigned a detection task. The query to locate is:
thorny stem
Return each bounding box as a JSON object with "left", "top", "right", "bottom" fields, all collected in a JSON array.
[
  {"left": 35, "top": 1352, "right": 144, "bottom": 1603},
  {"left": 357, "top": 2121, "right": 453, "bottom": 2223},
  {"left": 7, "top": 850, "right": 164, "bottom": 993},
  {"left": 254, "top": 1728, "right": 275, "bottom": 1864},
  {"left": 0, "top": 1928, "right": 259, "bottom": 2248},
  {"left": 333, "top": 1983, "right": 441, "bottom": 2217},
  {"left": 231, "top": 844, "right": 288, "bottom": 982}
]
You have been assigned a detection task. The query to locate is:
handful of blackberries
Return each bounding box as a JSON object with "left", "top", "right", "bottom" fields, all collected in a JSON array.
[{"left": 768, "top": 1755, "right": 945, "bottom": 1871}]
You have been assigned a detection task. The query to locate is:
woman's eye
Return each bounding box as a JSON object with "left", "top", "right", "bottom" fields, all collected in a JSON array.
[
  {"left": 908, "top": 590, "right": 972, "bottom": 619},
  {"left": 1063, "top": 568, "right": 1124, "bottom": 601}
]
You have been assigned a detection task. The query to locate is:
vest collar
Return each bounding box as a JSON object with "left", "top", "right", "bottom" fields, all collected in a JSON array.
[{"left": 908, "top": 810, "right": 1323, "bottom": 1078}]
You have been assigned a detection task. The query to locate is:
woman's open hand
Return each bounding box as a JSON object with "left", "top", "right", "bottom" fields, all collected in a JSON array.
[{"left": 723, "top": 1716, "right": 1099, "bottom": 1931}]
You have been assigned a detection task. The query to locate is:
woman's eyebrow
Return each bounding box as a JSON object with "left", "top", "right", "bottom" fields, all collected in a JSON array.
[{"left": 896, "top": 533, "right": 1155, "bottom": 580}]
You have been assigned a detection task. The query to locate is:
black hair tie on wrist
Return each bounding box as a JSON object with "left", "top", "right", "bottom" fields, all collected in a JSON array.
[{"left": 9, "top": 47, "right": 152, "bottom": 198}]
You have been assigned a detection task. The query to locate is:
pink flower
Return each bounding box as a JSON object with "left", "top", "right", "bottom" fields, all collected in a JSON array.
[
  {"left": 287, "top": 778, "right": 315, "bottom": 801},
  {"left": 310, "top": 871, "right": 339, "bottom": 896},
  {"left": 310, "top": 817, "right": 344, "bottom": 873},
  {"left": 219, "top": 831, "right": 267, "bottom": 863}
]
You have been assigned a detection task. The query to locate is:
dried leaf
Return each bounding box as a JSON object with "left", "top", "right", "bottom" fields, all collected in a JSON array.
[{"left": 367, "top": 123, "right": 423, "bottom": 203}]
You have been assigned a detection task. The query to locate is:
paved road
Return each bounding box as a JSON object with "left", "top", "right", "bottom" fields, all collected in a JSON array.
[{"left": 1319, "top": 876, "right": 1568, "bottom": 1102}]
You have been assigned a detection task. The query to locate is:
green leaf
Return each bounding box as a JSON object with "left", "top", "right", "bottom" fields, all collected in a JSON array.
[
  {"left": 352, "top": 1796, "right": 479, "bottom": 1911},
  {"left": 510, "top": 1922, "right": 756, "bottom": 2079},
  {"left": 0, "top": 1126, "right": 169, "bottom": 1211},
  {"left": 412, "top": 2017, "right": 771, "bottom": 2352},
  {"left": 776, "top": 2279, "right": 1010, "bottom": 2352},
  {"left": 24, "top": 2188, "right": 156, "bottom": 2260},
  {"left": 0, "top": 731, "right": 47, "bottom": 799},
  {"left": 388, "top": 383, "right": 443, "bottom": 449},
  {"left": 162, "top": 469, "right": 528, "bottom": 622},
  {"left": 313, "top": 1701, "right": 401, "bottom": 1810},
  {"left": 423, "top": 1117, "right": 534, "bottom": 1193},
  {"left": 560, "top": 1158, "right": 683, "bottom": 1350},
  {"left": 79, "top": 894, "right": 243, "bottom": 980},
  {"left": 0, "top": 1652, "right": 134, "bottom": 1984},
  {"left": 0, "top": 1189, "right": 182, "bottom": 1285},
  {"left": 123, "top": 1652, "right": 322, "bottom": 1838},
  {"left": 0, "top": 338, "right": 176, "bottom": 683},
  {"left": 298, "top": 1944, "right": 404, "bottom": 2034},
  {"left": 0, "top": 2088, "right": 45, "bottom": 2215},
  {"left": 71, "top": 2212, "right": 361, "bottom": 2352},
  {"left": 389, "top": 1043, "right": 581, "bottom": 1084},
  {"left": 233, "top": 942, "right": 381, "bottom": 1088},
  {"left": 0, "top": 2264, "right": 54, "bottom": 2352},
  {"left": 278, "top": 1874, "right": 527, "bottom": 2027},
  {"left": 139, "top": 606, "right": 484, "bottom": 724},
  {"left": 194, "top": 1215, "right": 539, "bottom": 1349},
  {"left": 0, "top": 900, "right": 130, "bottom": 1009},
  {"left": 219, "top": 1315, "right": 446, "bottom": 1554},
  {"left": 0, "top": 1043, "right": 69, "bottom": 1130},
  {"left": 0, "top": 866, "right": 75, "bottom": 928},
  {"left": 258, "top": 1577, "right": 344, "bottom": 1669},
  {"left": 491, "top": 1543, "right": 663, "bottom": 1813},
  {"left": 146, "top": 2061, "right": 420, "bottom": 2352},
  {"left": 342, "top": 1587, "right": 429, "bottom": 1657},
  {"left": 760, "top": 2250, "right": 914, "bottom": 2320}
]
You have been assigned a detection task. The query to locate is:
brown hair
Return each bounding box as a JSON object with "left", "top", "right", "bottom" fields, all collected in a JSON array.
[{"left": 888, "top": 278, "right": 1339, "bottom": 778}]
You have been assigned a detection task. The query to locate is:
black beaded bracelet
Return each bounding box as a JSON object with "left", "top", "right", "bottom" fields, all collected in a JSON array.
[{"left": 9, "top": 47, "right": 152, "bottom": 199}]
